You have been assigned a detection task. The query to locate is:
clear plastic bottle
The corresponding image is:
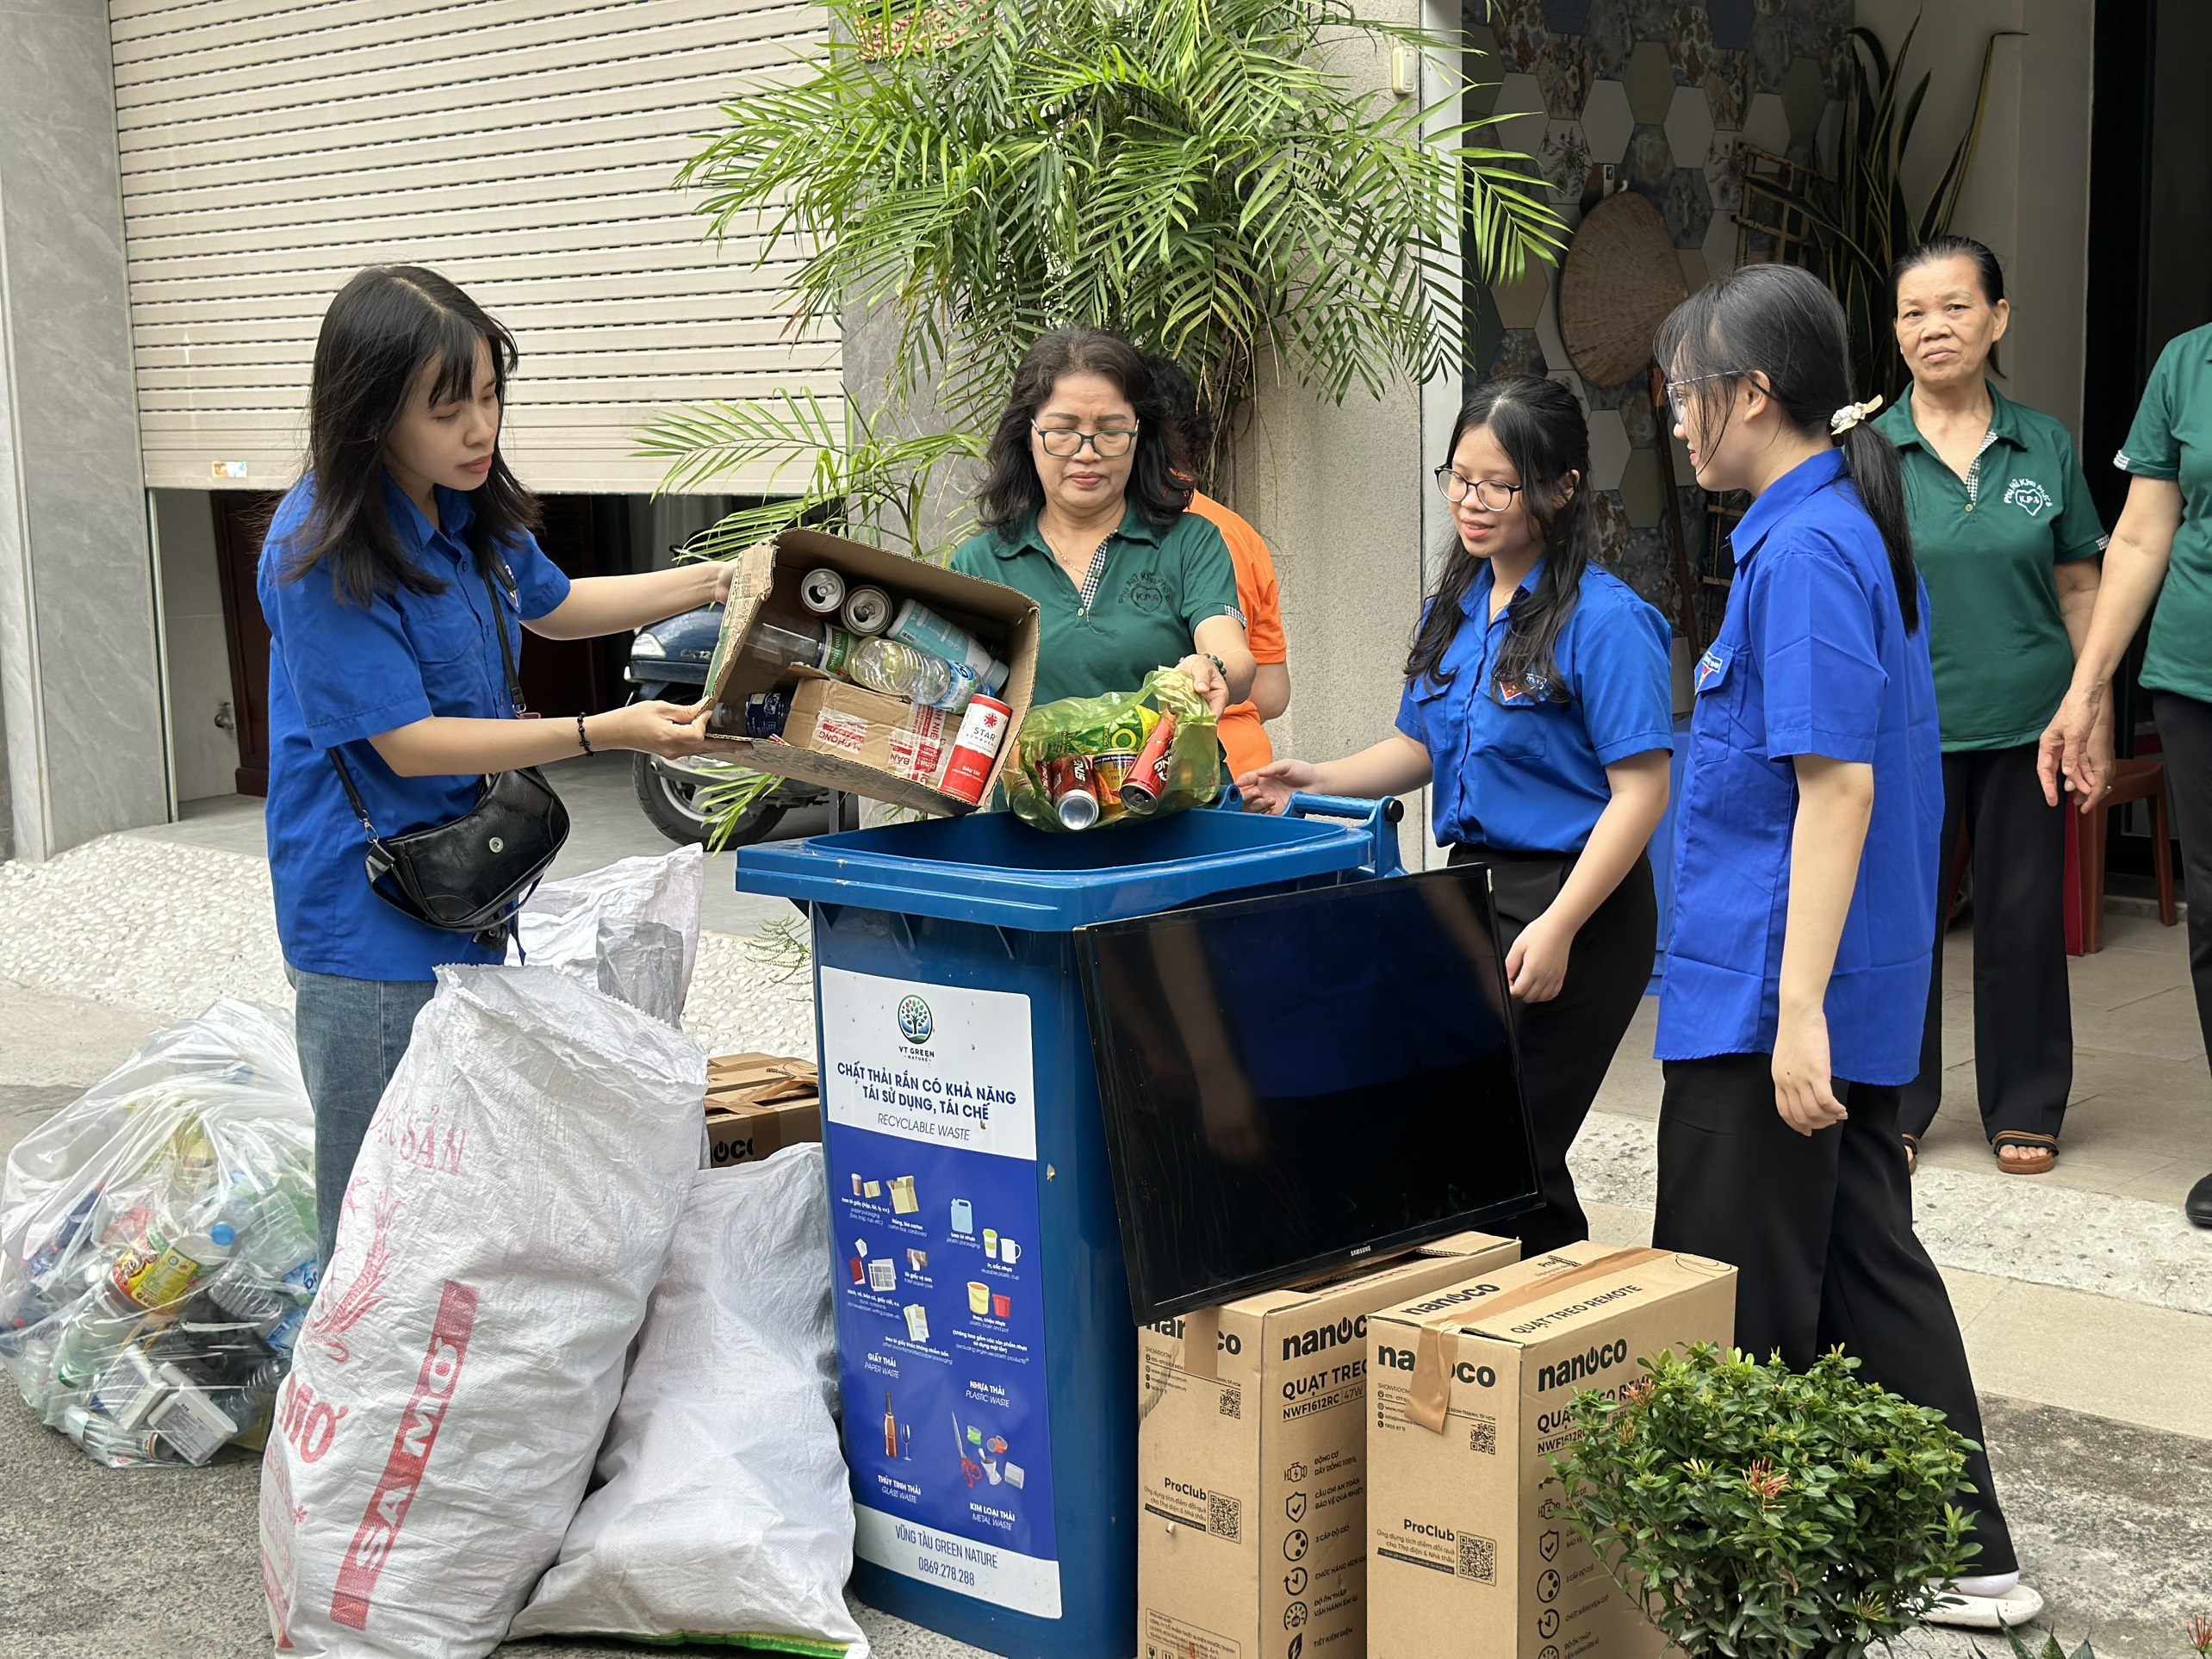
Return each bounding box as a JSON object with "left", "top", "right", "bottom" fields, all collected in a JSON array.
[{"left": 847, "top": 638, "right": 980, "bottom": 712}]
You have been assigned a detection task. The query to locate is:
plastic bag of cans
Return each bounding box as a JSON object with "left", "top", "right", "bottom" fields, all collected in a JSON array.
[
  {"left": 0, "top": 999, "right": 316, "bottom": 1468},
  {"left": 1003, "top": 665, "right": 1221, "bottom": 831}
]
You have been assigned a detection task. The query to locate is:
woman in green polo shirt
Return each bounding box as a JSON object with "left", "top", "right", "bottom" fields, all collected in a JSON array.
[
  {"left": 2044, "top": 319, "right": 2212, "bottom": 1231},
  {"left": 950, "top": 326, "right": 1255, "bottom": 716},
  {"left": 1877, "top": 238, "right": 2109, "bottom": 1177}
]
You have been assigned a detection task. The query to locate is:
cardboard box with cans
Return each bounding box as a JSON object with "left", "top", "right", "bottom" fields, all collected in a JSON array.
[
  {"left": 701, "top": 1053, "right": 822, "bottom": 1171},
  {"left": 1364, "top": 1242, "right": 1737, "bottom": 1659},
  {"left": 700, "top": 527, "right": 1039, "bottom": 815},
  {"left": 1135, "top": 1233, "right": 1523, "bottom": 1659}
]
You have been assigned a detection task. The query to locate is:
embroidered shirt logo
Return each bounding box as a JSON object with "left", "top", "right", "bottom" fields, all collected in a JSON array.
[
  {"left": 2003, "top": 478, "right": 2052, "bottom": 518},
  {"left": 1123, "top": 571, "right": 1173, "bottom": 615}
]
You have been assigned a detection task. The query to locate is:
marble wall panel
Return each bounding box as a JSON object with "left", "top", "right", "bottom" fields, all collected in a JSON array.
[{"left": 0, "top": 0, "right": 163, "bottom": 858}]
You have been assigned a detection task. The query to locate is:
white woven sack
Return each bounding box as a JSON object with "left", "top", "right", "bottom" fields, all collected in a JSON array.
[
  {"left": 510, "top": 1145, "right": 867, "bottom": 1655},
  {"left": 510, "top": 844, "right": 705, "bottom": 1026},
  {"left": 258, "top": 964, "right": 703, "bottom": 1656}
]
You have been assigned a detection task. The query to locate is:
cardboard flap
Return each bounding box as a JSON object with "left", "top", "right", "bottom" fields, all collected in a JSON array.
[
  {"left": 1407, "top": 1323, "right": 1454, "bottom": 1434},
  {"left": 1181, "top": 1306, "right": 1220, "bottom": 1382},
  {"left": 1450, "top": 1246, "right": 1672, "bottom": 1337}
]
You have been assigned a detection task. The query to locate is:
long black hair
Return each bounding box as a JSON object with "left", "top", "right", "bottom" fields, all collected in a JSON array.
[
  {"left": 1655, "top": 262, "right": 1919, "bottom": 631},
  {"left": 1407, "top": 376, "right": 1595, "bottom": 702},
  {"left": 977, "top": 327, "right": 1189, "bottom": 532},
  {"left": 282, "top": 265, "right": 540, "bottom": 605},
  {"left": 1142, "top": 352, "right": 1214, "bottom": 487}
]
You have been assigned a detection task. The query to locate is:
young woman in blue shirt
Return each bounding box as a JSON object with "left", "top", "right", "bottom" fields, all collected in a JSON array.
[
  {"left": 1651, "top": 263, "right": 2035, "bottom": 1626},
  {"left": 1240, "top": 375, "right": 1675, "bottom": 1254},
  {"left": 261, "top": 266, "right": 734, "bottom": 1268}
]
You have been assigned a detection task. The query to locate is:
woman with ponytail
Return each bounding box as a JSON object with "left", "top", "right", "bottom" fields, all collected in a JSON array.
[
  {"left": 1650, "top": 263, "right": 2037, "bottom": 1626},
  {"left": 1240, "top": 375, "right": 1674, "bottom": 1253}
]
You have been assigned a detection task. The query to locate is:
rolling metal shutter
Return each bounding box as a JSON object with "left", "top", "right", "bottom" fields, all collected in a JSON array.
[{"left": 112, "top": 0, "right": 838, "bottom": 494}]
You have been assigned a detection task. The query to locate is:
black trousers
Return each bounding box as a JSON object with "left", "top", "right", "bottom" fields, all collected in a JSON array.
[
  {"left": 2155, "top": 693, "right": 2212, "bottom": 1073},
  {"left": 1449, "top": 844, "right": 1656, "bottom": 1256},
  {"left": 1902, "top": 743, "right": 2072, "bottom": 1142},
  {"left": 1654, "top": 1054, "right": 2016, "bottom": 1575}
]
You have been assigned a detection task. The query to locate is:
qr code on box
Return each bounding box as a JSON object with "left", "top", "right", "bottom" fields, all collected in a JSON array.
[
  {"left": 1209, "top": 1492, "right": 1242, "bottom": 1543},
  {"left": 1219, "top": 1386, "right": 1240, "bottom": 1420},
  {"left": 1457, "top": 1532, "right": 1497, "bottom": 1583},
  {"left": 1468, "top": 1415, "right": 1497, "bottom": 1455}
]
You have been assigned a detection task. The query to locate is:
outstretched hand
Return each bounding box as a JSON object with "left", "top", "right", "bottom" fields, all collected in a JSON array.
[{"left": 1235, "top": 758, "right": 1318, "bottom": 815}]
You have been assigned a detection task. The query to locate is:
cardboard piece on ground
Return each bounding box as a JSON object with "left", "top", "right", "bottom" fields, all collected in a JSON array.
[
  {"left": 701, "top": 1053, "right": 821, "bottom": 1170},
  {"left": 705, "top": 1052, "right": 818, "bottom": 1106},
  {"left": 1136, "top": 1232, "right": 1522, "bottom": 1659},
  {"left": 701, "top": 527, "right": 1041, "bottom": 816},
  {"left": 1366, "top": 1243, "right": 1737, "bottom": 1659}
]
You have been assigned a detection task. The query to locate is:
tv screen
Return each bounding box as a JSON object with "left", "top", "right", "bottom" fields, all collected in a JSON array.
[{"left": 1077, "top": 867, "right": 1539, "bottom": 1322}]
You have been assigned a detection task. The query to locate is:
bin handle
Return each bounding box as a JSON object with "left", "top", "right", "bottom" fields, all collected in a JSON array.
[{"left": 1285, "top": 792, "right": 1405, "bottom": 879}]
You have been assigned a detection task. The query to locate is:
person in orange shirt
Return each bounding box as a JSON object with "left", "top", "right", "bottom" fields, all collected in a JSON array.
[{"left": 1146, "top": 357, "right": 1291, "bottom": 777}]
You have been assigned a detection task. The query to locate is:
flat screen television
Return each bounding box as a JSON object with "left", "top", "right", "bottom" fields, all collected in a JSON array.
[{"left": 1076, "top": 866, "right": 1539, "bottom": 1322}]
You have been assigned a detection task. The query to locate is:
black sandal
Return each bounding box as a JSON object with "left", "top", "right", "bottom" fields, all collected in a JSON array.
[{"left": 1901, "top": 1133, "right": 1919, "bottom": 1176}]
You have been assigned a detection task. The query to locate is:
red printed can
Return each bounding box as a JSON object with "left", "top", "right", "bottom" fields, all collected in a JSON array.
[
  {"left": 938, "top": 693, "right": 1012, "bottom": 805},
  {"left": 1043, "top": 755, "right": 1100, "bottom": 830},
  {"left": 1119, "top": 711, "right": 1178, "bottom": 814}
]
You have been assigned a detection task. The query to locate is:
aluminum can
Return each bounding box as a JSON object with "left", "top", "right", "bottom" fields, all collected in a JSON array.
[{"left": 938, "top": 694, "right": 1012, "bottom": 804}]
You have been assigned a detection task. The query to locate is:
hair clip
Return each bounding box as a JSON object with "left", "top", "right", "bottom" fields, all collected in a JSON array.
[{"left": 1830, "top": 395, "right": 1885, "bottom": 436}]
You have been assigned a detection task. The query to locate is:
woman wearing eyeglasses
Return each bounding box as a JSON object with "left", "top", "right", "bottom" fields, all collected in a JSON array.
[
  {"left": 1240, "top": 376, "right": 1675, "bottom": 1253},
  {"left": 949, "top": 327, "right": 1254, "bottom": 715}
]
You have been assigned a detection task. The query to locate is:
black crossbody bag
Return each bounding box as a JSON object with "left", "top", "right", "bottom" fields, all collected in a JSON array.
[{"left": 328, "top": 561, "right": 570, "bottom": 951}]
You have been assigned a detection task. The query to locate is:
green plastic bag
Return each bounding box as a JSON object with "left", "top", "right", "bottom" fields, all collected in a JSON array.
[{"left": 1003, "top": 667, "right": 1220, "bottom": 832}]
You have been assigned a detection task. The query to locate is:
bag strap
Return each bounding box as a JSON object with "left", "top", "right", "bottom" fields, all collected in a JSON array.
[
  {"left": 482, "top": 557, "right": 527, "bottom": 716},
  {"left": 326, "top": 554, "right": 526, "bottom": 831}
]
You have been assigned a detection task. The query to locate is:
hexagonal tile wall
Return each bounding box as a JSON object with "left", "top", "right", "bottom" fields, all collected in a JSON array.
[
  {"left": 1493, "top": 71, "right": 1549, "bottom": 158},
  {"left": 1779, "top": 55, "right": 1826, "bottom": 144},
  {"left": 1662, "top": 165, "right": 1712, "bottom": 250},
  {"left": 1619, "top": 447, "right": 1668, "bottom": 529},
  {"left": 1702, "top": 204, "right": 1739, "bottom": 278},
  {"left": 1624, "top": 40, "right": 1675, "bottom": 125},
  {"left": 1587, "top": 408, "right": 1632, "bottom": 493},
  {"left": 1706, "top": 0, "right": 1755, "bottom": 52},
  {"left": 1538, "top": 118, "right": 1594, "bottom": 199},
  {"left": 1668, "top": 5, "right": 1718, "bottom": 87},
  {"left": 1492, "top": 264, "right": 1550, "bottom": 330},
  {"left": 1665, "top": 82, "right": 1717, "bottom": 173},
  {"left": 1544, "top": 0, "right": 1594, "bottom": 30},
  {"left": 1580, "top": 75, "right": 1634, "bottom": 167},
  {"left": 1743, "top": 90, "right": 1789, "bottom": 158},
  {"left": 1538, "top": 34, "right": 1594, "bottom": 120}
]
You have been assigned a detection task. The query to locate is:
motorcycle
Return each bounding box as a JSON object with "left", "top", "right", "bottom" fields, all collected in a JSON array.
[{"left": 624, "top": 603, "right": 829, "bottom": 847}]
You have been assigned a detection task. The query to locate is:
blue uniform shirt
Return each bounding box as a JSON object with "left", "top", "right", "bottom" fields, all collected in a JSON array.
[
  {"left": 258, "top": 475, "right": 572, "bottom": 982},
  {"left": 1655, "top": 449, "right": 1943, "bottom": 1085},
  {"left": 1395, "top": 557, "right": 1675, "bottom": 853}
]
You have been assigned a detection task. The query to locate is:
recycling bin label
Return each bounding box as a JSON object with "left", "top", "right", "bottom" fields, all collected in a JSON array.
[{"left": 820, "top": 966, "right": 1061, "bottom": 1619}]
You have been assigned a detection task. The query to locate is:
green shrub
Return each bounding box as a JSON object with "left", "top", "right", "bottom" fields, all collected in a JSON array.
[{"left": 1552, "top": 1344, "right": 1979, "bottom": 1658}]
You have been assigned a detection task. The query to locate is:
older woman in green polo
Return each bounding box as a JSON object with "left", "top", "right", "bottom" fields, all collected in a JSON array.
[
  {"left": 1874, "top": 237, "right": 2109, "bottom": 1178},
  {"left": 951, "top": 327, "right": 1255, "bottom": 718},
  {"left": 2044, "top": 315, "right": 2212, "bottom": 1231}
]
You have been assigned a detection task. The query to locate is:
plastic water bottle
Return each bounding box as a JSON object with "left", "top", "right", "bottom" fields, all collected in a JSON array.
[{"left": 847, "top": 638, "right": 981, "bottom": 712}]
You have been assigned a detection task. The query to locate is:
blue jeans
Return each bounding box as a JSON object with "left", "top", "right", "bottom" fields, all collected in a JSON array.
[{"left": 289, "top": 969, "right": 437, "bottom": 1271}]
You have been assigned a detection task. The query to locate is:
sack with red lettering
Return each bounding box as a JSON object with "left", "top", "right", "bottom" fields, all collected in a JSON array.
[
  {"left": 258, "top": 964, "right": 704, "bottom": 1657},
  {"left": 508, "top": 1145, "right": 865, "bottom": 1652}
]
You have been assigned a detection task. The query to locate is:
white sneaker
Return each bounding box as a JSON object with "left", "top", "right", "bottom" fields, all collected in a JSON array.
[{"left": 1923, "top": 1576, "right": 2047, "bottom": 1630}]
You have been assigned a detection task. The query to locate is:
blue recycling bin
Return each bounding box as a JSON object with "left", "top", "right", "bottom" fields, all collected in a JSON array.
[{"left": 737, "top": 797, "right": 1402, "bottom": 1659}]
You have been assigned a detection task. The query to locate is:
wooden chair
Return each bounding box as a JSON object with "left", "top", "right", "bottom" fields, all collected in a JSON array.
[{"left": 2064, "top": 755, "right": 2179, "bottom": 954}]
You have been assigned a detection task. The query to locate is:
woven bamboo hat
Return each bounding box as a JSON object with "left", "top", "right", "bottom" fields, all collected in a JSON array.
[{"left": 1558, "top": 190, "right": 1688, "bottom": 387}]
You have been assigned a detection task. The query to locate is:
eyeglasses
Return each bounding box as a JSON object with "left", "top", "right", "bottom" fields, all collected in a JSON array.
[
  {"left": 1433, "top": 467, "right": 1525, "bottom": 510},
  {"left": 1033, "top": 422, "right": 1138, "bottom": 458},
  {"left": 1663, "top": 370, "right": 1745, "bottom": 423}
]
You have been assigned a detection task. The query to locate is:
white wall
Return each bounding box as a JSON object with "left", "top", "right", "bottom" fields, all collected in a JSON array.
[
  {"left": 1855, "top": 0, "right": 2095, "bottom": 433},
  {"left": 152, "top": 490, "right": 238, "bottom": 804}
]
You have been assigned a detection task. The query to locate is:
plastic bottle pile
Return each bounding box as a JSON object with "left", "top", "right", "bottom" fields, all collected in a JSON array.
[
  {"left": 739, "top": 580, "right": 1013, "bottom": 724},
  {"left": 0, "top": 1001, "right": 316, "bottom": 1468}
]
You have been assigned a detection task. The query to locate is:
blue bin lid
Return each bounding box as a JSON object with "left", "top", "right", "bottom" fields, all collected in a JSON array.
[{"left": 736, "top": 802, "right": 1395, "bottom": 931}]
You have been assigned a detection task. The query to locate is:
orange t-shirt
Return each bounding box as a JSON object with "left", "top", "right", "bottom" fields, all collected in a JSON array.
[{"left": 1186, "top": 491, "right": 1287, "bottom": 780}]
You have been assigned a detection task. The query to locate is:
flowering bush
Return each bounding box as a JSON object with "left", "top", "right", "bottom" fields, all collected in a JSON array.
[{"left": 1552, "top": 1344, "right": 1979, "bottom": 1658}]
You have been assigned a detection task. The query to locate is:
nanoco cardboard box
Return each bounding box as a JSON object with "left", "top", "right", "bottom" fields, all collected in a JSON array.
[
  {"left": 1367, "top": 1243, "right": 1737, "bottom": 1659},
  {"left": 1136, "top": 1232, "right": 1522, "bottom": 1659}
]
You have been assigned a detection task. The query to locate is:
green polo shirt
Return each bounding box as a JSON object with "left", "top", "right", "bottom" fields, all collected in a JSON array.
[
  {"left": 950, "top": 503, "right": 1243, "bottom": 705},
  {"left": 1874, "top": 382, "right": 2106, "bottom": 750},
  {"left": 2118, "top": 323, "right": 2212, "bottom": 705}
]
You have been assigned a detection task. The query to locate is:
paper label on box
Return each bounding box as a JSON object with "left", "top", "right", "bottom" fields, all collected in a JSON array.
[
  {"left": 816, "top": 708, "right": 872, "bottom": 756},
  {"left": 821, "top": 968, "right": 1059, "bottom": 1618},
  {"left": 1143, "top": 1609, "right": 1245, "bottom": 1659}
]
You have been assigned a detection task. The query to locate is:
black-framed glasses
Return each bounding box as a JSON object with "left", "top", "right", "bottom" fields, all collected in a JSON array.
[
  {"left": 1033, "top": 422, "right": 1139, "bottom": 458},
  {"left": 1433, "top": 466, "right": 1524, "bottom": 510},
  {"left": 1663, "top": 370, "right": 1745, "bottom": 423}
]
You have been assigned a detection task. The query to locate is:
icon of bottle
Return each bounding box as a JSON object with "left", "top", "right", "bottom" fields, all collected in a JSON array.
[{"left": 883, "top": 1392, "right": 898, "bottom": 1459}]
